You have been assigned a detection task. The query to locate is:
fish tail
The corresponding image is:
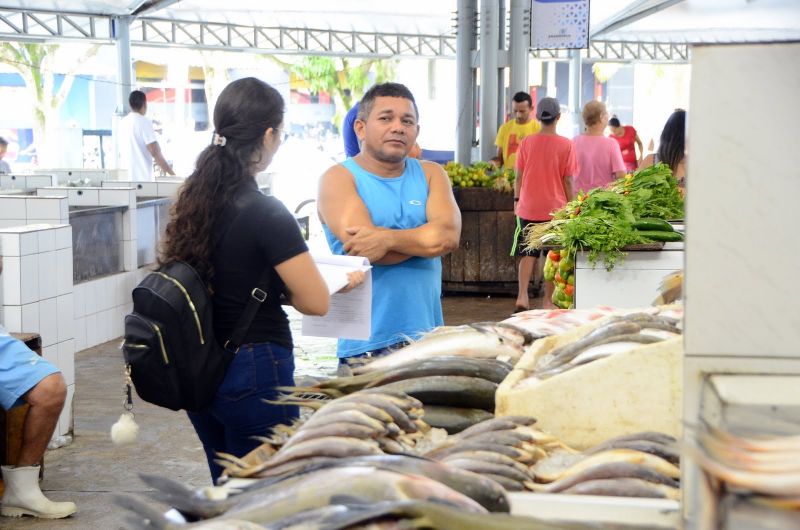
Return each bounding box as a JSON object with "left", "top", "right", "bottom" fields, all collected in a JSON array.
[
  {"left": 114, "top": 494, "right": 175, "bottom": 530},
  {"left": 276, "top": 386, "right": 344, "bottom": 399},
  {"left": 137, "top": 474, "right": 225, "bottom": 519}
]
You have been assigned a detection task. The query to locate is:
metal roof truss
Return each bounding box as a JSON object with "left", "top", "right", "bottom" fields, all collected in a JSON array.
[{"left": 0, "top": 7, "right": 687, "bottom": 62}]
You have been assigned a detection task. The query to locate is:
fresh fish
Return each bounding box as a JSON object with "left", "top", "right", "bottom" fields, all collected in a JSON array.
[
  {"left": 427, "top": 442, "right": 534, "bottom": 463},
  {"left": 375, "top": 376, "right": 497, "bottom": 411},
  {"left": 294, "top": 500, "right": 602, "bottom": 530},
  {"left": 601, "top": 431, "right": 678, "bottom": 446},
  {"left": 365, "top": 356, "right": 513, "bottom": 387},
  {"left": 454, "top": 416, "right": 537, "bottom": 440},
  {"left": 443, "top": 458, "right": 531, "bottom": 483},
  {"left": 527, "top": 462, "right": 679, "bottom": 493},
  {"left": 483, "top": 473, "right": 525, "bottom": 491},
  {"left": 421, "top": 406, "right": 494, "bottom": 434},
  {"left": 459, "top": 430, "right": 534, "bottom": 447},
  {"left": 259, "top": 437, "right": 383, "bottom": 472},
  {"left": 470, "top": 322, "right": 539, "bottom": 346},
  {"left": 124, "top": 467, "right": 488, "bottom": 528},
  {"left": 561, "top": 477, "right": 680, "bottom": 499},
  {"left": 302, "top": 409, "right": 389, "bottom": 432},
  {"left": 584, "top": 439, "right": 679, "bottom": 465},
  {"left": 281, "top": 422, "right": 382, "bottom": 450},
  {"left": 442, "top": 451, "right": 530, "bottom": 475},
  {"left": 308, "top": 401, "right": 395, "bottom": 425},
  {"left": 533, "top": 449, "right": 680, "bottom": 483},
  {"left": 536, "top": 321, "right": 642, "bottom": 370},
  {"left": 353, "top": 327, "right": 524, "bottom": 374},
  {"left": 536, "top": 334, "right": 663, "bottom": 379},
  {"left": 333, "top": 393, "right": 421, "bottom": 432}
]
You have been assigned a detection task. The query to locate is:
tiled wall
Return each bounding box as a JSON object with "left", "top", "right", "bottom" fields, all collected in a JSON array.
[
  {"left": 0, "top": 195, "right": 68, "bottom": 229},
  {"left": 0, "top": 174, "right": 58, "bottom": 190},
  {"left": 0, "top": 224, "right": 74, "bottom": 437}
]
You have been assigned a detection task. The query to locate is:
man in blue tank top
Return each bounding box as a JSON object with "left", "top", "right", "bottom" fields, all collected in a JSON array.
[{"left": 319, "top": 83, "right": 462, "bottom": 362}]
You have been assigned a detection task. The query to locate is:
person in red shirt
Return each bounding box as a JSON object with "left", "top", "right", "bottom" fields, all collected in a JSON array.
[
  {"left": 608, "top": 116, "right": 643, "bottom": 172},
  {"left": 512, "top": 97, "right": 577, "bottom": 312}
]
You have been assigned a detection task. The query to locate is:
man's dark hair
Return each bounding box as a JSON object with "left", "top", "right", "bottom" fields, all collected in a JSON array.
[
  {"left": 512, "top": 91, "right": 532, "bottom": 107},
  {"left": 540, "top": 117, "right": 557, "bottom": 126},
  {"left": 357, "top": 83, "right": 418, "bottom": 122},
  {"left": 0, "top": 137, "right": 7, "bottom": 147},
  {"left": 608, "top": 116, "right": 621, "bottom": 128},
  {"left": 129, "top": 90, "right": 147, "bottom": 111}
]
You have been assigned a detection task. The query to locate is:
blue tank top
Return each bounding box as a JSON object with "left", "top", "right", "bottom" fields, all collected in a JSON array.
[{"left": 323, "top": 158, "right": 444, "bottom": 358}]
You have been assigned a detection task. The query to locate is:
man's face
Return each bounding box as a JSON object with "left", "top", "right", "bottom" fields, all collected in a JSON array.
[
  {"left": 513, "top": 101, "right": 532, "bottom": 124},
  {"left": 355, "top": 96, "right": 419, "bottom": 164}
]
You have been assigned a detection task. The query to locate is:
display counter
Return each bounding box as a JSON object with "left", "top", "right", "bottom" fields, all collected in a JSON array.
[{"left": 509, "top": 492, "right": 679, "bottom": 528}]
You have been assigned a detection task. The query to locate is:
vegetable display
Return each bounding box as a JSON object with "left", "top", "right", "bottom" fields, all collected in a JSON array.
[
  {"left": 525, "top": 163, "right": 685, "bottom": 282},
  {"left": 443, "top": 161, "right": 516, "bottom": 192},
  {"left": 543, "top": 249, "right": 575, "bottom": 309}
]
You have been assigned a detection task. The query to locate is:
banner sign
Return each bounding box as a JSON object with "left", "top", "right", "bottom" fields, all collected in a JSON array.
[{"left": 530, "top": 0, "right": 590, "bottom": 50}]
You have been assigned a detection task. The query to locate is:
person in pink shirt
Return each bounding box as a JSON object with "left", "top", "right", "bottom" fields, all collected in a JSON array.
[
  {"left": 573, "top": 101, "right": 626, "bottom": 194},
  {"left": 512, "top": 97, "right": 577, "bottom": 312}
]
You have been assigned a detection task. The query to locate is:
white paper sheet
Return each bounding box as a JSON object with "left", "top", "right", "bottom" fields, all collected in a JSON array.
[{"left": 301, "top": 254, "right": 372, "bottom": 340}]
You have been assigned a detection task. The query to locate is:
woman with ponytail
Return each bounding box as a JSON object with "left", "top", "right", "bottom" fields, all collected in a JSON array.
[{"left": 160, "top": 77, "right": 359, "bottom": 482}]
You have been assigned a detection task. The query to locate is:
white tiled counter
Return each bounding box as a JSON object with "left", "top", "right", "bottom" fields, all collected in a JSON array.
[{"left": 0, "top": 224, "right": 75, "bottom": 437}]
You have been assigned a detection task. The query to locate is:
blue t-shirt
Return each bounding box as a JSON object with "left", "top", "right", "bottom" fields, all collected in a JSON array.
[
  {"left": 323, "top": 158, "right": 444, "bottom": 358},
  {"left": 343, "top": 103, "right": 360, "bottom": 158}
]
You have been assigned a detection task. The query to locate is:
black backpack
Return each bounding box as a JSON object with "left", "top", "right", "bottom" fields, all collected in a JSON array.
[{"left": 122, "top": 194, "right": 270, "bottom": 412}]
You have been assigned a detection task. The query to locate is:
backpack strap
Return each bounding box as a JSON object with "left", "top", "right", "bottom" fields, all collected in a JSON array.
[
  {"left": 213, "top": 188, "right": 273, "bottom": 353},
  {"left": 224, "top": 266, "right": 272, "bottom": 353}
]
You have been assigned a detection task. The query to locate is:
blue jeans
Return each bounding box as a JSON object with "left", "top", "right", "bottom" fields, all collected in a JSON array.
[{"left": 187, "top": 342, "right": 298, "bottom": 483}]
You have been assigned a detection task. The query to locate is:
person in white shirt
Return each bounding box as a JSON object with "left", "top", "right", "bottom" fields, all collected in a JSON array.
[{"left": 118, "top": 90, "right": 174, "bottom": 181}]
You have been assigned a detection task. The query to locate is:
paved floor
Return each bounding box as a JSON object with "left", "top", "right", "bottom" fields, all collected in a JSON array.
[{"left": 2, "top": 293, "right": 534, "bottom": 529}]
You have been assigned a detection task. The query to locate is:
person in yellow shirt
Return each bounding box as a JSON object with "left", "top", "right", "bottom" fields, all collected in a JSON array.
[{"left": 491, "top": 92, "right": 541, "bottom": 170}]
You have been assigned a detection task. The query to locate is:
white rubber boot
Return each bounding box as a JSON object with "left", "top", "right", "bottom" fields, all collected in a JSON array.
[{"left": 1, "top": 465, "right": 76, "bottom": 519}]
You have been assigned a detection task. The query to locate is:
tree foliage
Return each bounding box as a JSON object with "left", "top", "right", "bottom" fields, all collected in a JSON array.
[
  {"left": 268, "top": 55, "right": 396, "bottom": 129},
  {"left": 0, "top": 42, "right": 100, "bottom": 164}
]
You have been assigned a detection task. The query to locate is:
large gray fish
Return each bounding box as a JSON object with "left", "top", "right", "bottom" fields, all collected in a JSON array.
[
  {"left": 526, "top": 461, "right": 679, "bottom": 493},
  {"left": 353, "top": 327, "right": 525, "bottom": 374},
  {"left": 561, "top": 477, "right": 680, "bottom": 500},
  {"left": 535, "top": 320, "right": 642, "bottom": 370},
  {"left": 266, "top": 500, "right": 595, "bottom": 530},
  {"left": 443, "top": 458, "right": 531, "bottom": 483},
  {"left": 375, "top": 376, "right": 497, "bottom": 411},
  {"left": 454, "top": 416, "right": 537, "bottom": 440},
  {"left": 533, "top": 449, "right": 681, "bottom": 483},
  {"left": 421, "top": 406, "right": 494, "bottom": 434},
  {"left": 122, "top": 467, "right": 487, "bottom": 528},
  {"left": 584, "top": 439, "right": 680, "bottom": 465}
]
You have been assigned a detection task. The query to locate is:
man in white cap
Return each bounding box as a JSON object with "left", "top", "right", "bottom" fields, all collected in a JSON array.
[{"left": 511, "top": 97, "right": 577, "bottom": 311}]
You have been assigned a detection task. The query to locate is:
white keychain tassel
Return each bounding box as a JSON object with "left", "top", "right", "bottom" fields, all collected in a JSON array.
[
  {"left": 111, "top": 363, "right": 139, "bottom": 445},
  {"left": 111, "top": 412, "right": 139, "bottom": 445}
]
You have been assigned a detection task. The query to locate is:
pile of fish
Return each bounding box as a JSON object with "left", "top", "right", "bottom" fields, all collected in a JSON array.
[
  {"left": 528, "top": 432, "right": 681, "bottom": 499},
  {"left": 423, "top": 416, "right": 568, "bottom": 491},
  {"left": 219, "top": 389, "right": 427, "bottom": 479},
  {"left": 691, "top": 423, "right": 800, "bottom": 508},
  {"left": 503, "top": 306, "right": 619, "bottom": 337},
  {"left": 269, "top": 322, "right": 538, "bottom": 435},
  {"left": 526, "top": 311, "right": 682, "bottom": 381}
]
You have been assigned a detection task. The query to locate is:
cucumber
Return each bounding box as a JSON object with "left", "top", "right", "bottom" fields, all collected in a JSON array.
[
  {"left": 636, "top": 230, "right": 684, "bottom": 242},
  {"left": 632, "top": 218, "right": 674, "bottom": 232}
]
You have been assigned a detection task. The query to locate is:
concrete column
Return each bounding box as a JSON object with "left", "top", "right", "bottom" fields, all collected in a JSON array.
[
  {"left": 114, "top": 16, "right": 133, "bottom": 171},
  {"left": 479, "top": 0, "right": 500, "bottom": 161},
  {"left": 568, "top": 49, "right": 583, "bottom": 136},
  {"left": 114, "top": 16, "right": 133, "bottom": 116},
  {"left": 455, "top": 0, "right": 477, "bottom": 164},
  {"left": 509, "top": 0, "right": 529, "bottom": 97},
  {"left": 497, "top": 0, "right": 506, "bottom": 126}
]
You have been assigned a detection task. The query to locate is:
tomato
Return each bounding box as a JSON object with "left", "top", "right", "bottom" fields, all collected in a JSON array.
[
  {"left": 565, "top": 284, "right": 574, "bottom": 296},
  {"left": 554, "top": 271, "right": 563, "bottom": 284},
  {"left": 548, "top": 250, "right": 561, "bottom": 262}
]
